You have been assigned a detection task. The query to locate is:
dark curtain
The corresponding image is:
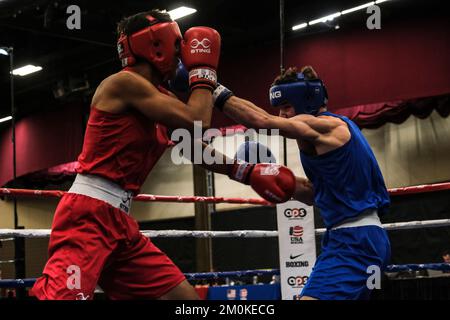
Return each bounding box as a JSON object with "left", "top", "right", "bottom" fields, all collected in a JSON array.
[{"left": 0, "top": 104, "right": 85, "bottom": 187}]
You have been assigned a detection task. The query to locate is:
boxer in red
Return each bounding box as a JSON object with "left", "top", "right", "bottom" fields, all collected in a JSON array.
[{"left": 31, "top": 10, "right": 297, "bottom": 300}]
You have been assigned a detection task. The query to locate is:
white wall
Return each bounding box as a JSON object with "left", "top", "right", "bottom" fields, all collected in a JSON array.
[{"left": 363, "top": 111, "right": 450, "bottom": 187}]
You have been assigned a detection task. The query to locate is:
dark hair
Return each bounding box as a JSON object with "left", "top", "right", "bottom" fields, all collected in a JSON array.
[
  {"left": 117, "top": 9, "right": 172, "bottom": 37},
  {"left": 443, "top": 250, "right": 450, "bottom": 256},
  {"left": 272, "top": 65, "right": 319, "bottom": 86}
]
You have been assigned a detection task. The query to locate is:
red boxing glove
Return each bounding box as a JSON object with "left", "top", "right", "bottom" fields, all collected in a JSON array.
[
  {"left": 181, "top": 27, "right": 221, "bottom": 91},
  {"left": 228, "top": 162, "right": 296, "bottom": 203}
]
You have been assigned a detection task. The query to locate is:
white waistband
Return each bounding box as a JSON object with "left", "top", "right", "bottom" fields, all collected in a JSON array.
[
  {"left": 331, "top": 209, "right": 382, "bottom": 230},
  {"left": 68, "top": 174, "right": 133, "bottom": 214}
]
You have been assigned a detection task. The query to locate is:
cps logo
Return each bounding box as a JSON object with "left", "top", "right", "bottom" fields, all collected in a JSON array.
[
  {"left": 287, "top": 276, "right": 309, "bottom": 288},
  {"left": 284, "top": 208, "right": 307, "bottom": 219}
]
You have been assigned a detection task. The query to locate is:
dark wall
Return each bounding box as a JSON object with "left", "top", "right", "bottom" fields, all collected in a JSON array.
[
  {"left": 211, "top": 206, "right": 279, "bottom": 272},
  {"left": 384, "top": 190, "right": 450, "bottom": 264},
  {"left": 140, "top": 189, "right": 450, "bottom": 272}
]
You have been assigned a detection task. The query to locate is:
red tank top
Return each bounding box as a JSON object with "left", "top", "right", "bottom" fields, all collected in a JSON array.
[{"left": 76, "top": 88, "right": 172, "bottom": 194}]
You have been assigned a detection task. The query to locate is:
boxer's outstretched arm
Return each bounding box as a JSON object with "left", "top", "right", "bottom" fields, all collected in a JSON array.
[
  {"left": 222, "top": 96, "right": 320, "bottom": 140},
  {"left": 185, "top": 139, "right": 231, "bottom": 175},
  {"left": 294, "top": 177, "right": 314, "bottom": 206},
  {"left": 185, "top": 140, "right": 304, "bottom": 205}
]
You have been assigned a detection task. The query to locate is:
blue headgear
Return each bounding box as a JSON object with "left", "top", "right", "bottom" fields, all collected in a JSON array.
[{"left": 269, "top": 72, "right": 328, "bottom": 115}]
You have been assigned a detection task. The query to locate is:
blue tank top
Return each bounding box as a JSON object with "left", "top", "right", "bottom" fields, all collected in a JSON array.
[{"left": 299, "top": 112, "right": 390, "bottom": 228}]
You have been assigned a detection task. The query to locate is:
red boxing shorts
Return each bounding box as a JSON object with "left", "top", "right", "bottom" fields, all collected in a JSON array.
[{"left": 30, "top": 193, "right": 185, "bottom": 300}]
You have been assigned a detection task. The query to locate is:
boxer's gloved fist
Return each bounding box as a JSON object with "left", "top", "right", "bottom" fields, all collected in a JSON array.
[
  {"left": 181, "top": 27, "right": 221, "bottom": 91},
  {"left": 228, "top": 162, "right": 296, "bottom": 203},
  {"left": 213, "top": 84, "right": 234, "bottom": 110}
]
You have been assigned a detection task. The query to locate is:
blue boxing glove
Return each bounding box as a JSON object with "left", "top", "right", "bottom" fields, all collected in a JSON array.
[
  {"left": 235, "top": 141, "right": 277, "bottom": 164},
  {"left": 213, "top": 83, "right": 234, "bottom": 111},
  {"left": 168, "top": 60, "right": 189, "bottom": 93}
]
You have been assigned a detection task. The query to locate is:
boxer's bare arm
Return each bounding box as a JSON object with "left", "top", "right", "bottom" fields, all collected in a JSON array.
[
  {"left": 185, "top": 139, "right": 230, "bottom": 175},
  {"left": 232, "top": 97, "right": 272, "bottom": 116},
  {"left": 223, "top": 96, "right": 319, "bottom": 140},
  {"left": 222, "top": 96, "right": 349, "bottom": 146},
  {"left": 186, "top": 140, "right": 313, "bottom": 204},
  {"left": 95, "top": 72, "right": 213, "bottom": 130},
  {"left": 294, "top": 177, "right": 314, "bottom": 206}
]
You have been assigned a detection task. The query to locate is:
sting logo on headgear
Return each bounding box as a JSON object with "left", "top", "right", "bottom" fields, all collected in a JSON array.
[
  {"left": 117, "top": 15, "right": 182, "bottom": 78},
  {"left": 269, "top": 72, "right": 328, "bottom": 115}
]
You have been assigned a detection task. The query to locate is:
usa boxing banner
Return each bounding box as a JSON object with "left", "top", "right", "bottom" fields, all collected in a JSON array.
[{"left": 276, "top": 200, "right": 316, "bottom": 300}]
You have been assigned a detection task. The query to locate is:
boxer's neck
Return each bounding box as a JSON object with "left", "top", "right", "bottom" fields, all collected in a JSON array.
[
  {"left": 128, "top": 63, "right": 162, "bottom": 87},
  {"left": 318, "top": 106, "right": 327, "bottom": 114}
]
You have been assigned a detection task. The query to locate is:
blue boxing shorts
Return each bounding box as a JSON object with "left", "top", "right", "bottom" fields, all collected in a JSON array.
[{"left": 300, "top": 225, "right": 391, "bottom": 300}]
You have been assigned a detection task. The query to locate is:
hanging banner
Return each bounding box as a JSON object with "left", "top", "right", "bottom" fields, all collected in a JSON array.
[{"left": 276, "top": 200, "right": 316, "bottom": 300}]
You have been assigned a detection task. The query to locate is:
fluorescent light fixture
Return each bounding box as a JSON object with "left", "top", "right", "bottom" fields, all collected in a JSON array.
[
  {"left": 167, "top": 6, "right": 197, "bottom": 20},
  {"left": 292, "top": 0, "right": 391, "bottom": 32},
  {"left": 292, "top": 22, "right": 308, "bottom": 31},
  {"left": 12, "top": 64, "right": 42, "bottom": 76},
  {"left": 0, "top": 116, "right": 12, "bottom": 123},
  {"left": 309, "top": 12, "right": 342, "bottom": 25},
  {"left": 341, "top": 2, "right": 375, "bottom": 15},
  {"left": 0, "top": 48, "right": 9, "bottom": 56}
]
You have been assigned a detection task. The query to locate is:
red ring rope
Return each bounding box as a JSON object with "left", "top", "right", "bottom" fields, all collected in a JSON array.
[
  {"left": 0, "top": 182, "right": 449, "bottom": 204},
  {"left": 388, "top": 182, "right": 450, "bottom": 196},
  {"left": 0, "top": 188, "right": 272, "bottom": 206}
]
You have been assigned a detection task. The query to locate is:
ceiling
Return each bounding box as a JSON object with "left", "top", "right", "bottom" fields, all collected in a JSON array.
[{"left": 0, "top": 0, "right": 443, "bottom": 124}]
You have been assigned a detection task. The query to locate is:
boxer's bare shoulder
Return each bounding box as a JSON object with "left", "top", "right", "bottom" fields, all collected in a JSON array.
[{"left": 92, "top": 72, "right": 146, "bottom": 113}]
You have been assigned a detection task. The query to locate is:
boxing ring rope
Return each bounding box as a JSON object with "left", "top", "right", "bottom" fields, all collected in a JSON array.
[
  {"left": 1, "top": 263, "right": 450, "bottom": 288},
  {"left": 1, "top": 182, "right": 450, "bottom": 291},
  {"left": 1, "top": 181, "right": 449, "bottom": 204},
  {"left": 0, "top": 188, "right": 272, "bottom": 206},
  {"left": 1, "top": 218, "right": 450, "bottom": 239}
]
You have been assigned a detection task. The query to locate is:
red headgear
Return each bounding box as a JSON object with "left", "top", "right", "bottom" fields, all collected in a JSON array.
[{"left": 117, "top": 15, "right": 182, "bottom": 77}]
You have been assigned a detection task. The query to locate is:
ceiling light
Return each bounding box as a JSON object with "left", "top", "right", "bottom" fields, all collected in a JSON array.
[
  {"left": 0, "top": 116, "right": 13, "bottom": 123},
  {"left": 309, "top": 12, "right": 342, "bottom": 25},
  {"left": 12, "top": 65, "right": 43, "bottom": 76},
  {"left": 167, "top": 6, "right": 197, "bottom": 20},
  {"left": 292, "top": 23, "right": 308, "bottom": 31},
  {"left": 342, "top": 2, "right": 375, "bottom": 15}
]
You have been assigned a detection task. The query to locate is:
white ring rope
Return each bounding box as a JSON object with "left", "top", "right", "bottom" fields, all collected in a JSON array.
[
  {"left": 0, "top": 218, "right": 449, "bottom": 239},
  {"left": 0, "top": 259, "right": 15, "bottom": 264},
  {"left": 141, "top": 230, "right": 278, "bottom": 238}
]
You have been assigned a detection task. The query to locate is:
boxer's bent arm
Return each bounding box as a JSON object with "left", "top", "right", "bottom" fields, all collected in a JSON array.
[
  {"left": 116, "top": 72, "right": 213, "bottom": 130},
  {"left": 294, "top": 177, "right": 314, "bottom": 206},
  {"left": 185, "top": 139, "right": 231, "bottom": 175},
  {"left": 223, "top": 96, "right": 319, "bottom": 140}
]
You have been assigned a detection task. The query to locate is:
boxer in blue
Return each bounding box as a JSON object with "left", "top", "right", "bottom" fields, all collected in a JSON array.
[{"left": 213, "top": 66, "right": 391, "bottom": 300}]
